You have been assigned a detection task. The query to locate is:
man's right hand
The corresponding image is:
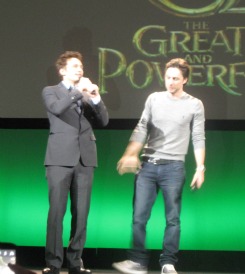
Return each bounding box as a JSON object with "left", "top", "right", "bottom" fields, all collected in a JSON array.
[
  {"left": 117, "top": 155, "right": 141, "bottom": 175},
  {"left": 76, "top": 77, "right": 94, "bottom": 93}
]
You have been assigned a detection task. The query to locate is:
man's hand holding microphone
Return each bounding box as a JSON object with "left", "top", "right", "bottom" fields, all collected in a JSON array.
[{"left": 76, "top": 77, "right": 100, "bottom": 99}]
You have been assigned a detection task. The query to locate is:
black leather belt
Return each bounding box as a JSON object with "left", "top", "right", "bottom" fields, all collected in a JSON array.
[{"left": 142, "top": 156, "right": 176, "bottom": 165}]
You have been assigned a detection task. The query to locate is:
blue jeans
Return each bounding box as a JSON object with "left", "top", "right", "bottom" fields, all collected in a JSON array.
[{"left": 127, "top": 161, "right": 185, "bottom": 267}]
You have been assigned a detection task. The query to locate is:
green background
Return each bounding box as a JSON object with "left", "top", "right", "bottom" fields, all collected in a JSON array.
[{"left": 1, "top": 129, "right": 245, "bottom": 251}]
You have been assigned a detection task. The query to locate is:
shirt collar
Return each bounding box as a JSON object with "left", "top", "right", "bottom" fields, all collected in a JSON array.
[{"left": 62, "top": 81, "right": 73, "bottom": 90}]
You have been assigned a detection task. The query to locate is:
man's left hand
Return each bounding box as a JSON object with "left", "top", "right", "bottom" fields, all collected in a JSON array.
[{"left": 190, "top": 170, "right": 205, "bottom": 190}]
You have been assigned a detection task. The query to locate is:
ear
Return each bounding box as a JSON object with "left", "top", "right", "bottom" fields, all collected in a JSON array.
[
  {"left": 59, "top": 68, "right": 66, "bottom": 77},
  {"left": 183, "top": 77, "right": 188, "bottom": 85}
]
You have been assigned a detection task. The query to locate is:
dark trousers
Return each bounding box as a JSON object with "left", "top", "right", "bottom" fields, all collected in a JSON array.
[
  {"left": 45, "top": 161, "right": 94, "bottom": 269},
  {"left": 128, "top": 161, "right": 185, "bottom": 267}
]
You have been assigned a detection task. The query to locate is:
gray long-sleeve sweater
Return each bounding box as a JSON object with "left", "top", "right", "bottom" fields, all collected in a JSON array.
[{"left": 130, "top": 91, "right": 205, "bottom": 161}]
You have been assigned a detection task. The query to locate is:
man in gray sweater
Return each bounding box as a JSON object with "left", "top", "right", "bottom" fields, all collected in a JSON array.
[{"left": 112, "top": 58, "right": 205, "bottom": 274}]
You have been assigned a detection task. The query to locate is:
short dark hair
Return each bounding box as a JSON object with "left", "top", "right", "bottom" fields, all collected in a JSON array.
[
  {"left": 165, "top": 58, "right": 190, "bottom": 79},
  {"left": 55, "top": 51, "right": 83, "bottom": 72}
]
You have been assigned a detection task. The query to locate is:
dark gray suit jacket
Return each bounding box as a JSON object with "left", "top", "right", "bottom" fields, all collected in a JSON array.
[{"left": 42, "top": 82, "right": 109, "bottom": 167}]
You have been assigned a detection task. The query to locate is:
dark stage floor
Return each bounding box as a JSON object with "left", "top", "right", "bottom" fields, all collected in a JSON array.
[
  {"left": 31, "top": 270, "right": 243, "bottom": 274},
  {"left": 28, "top": 269, "right": 242, "bottom": 274},
  {"left": 1, "top": 245, "right": 245, "bottom": 274}
]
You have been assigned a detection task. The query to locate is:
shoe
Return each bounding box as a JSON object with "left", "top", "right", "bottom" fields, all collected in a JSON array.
[
  {"left": 112, "top": 260, "right": 148, "bottom": 274},
  {"left": 69, "top": 267, "right": 92, "bottom": 274},
  {"left": 42, "top": 266, "right": 60, "bottom": 274},
  {"left": 161, "top": 264, "right": 177, "bottom": 274}
]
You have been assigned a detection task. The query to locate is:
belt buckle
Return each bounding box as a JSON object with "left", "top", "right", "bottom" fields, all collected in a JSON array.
[{"left": 148, "top": 157, "right": 159, "bottom": 165}]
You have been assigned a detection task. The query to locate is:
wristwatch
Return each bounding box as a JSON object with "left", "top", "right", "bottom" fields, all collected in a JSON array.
[{"left": 196, "top": 164, "right": 206, "bottom": 172}]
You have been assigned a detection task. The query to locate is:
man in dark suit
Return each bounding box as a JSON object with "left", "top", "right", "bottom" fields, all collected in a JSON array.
[{"left": 42, "top": 51, "right": 109, "bottom": 274}]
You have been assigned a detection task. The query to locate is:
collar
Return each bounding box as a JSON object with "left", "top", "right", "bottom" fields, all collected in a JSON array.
[{"left": 62, "top": 81, "right": 73, "bottom": 90}]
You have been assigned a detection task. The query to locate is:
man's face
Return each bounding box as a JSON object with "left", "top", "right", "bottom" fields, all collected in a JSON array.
[
  {"left": 60, "top": 57, "right": 83, "bottom": 85},
  {"left": 164, "top": 67, "right": 187, "bottom": 96}
]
